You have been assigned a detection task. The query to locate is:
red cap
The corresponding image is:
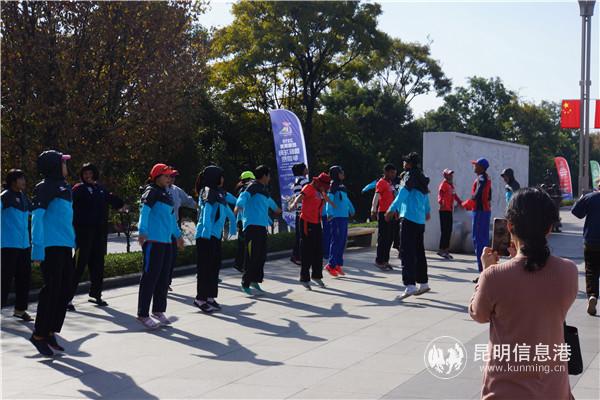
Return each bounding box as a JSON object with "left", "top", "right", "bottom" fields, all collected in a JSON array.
[
  {"left": 170, "top": 168, "right": 179, "bottom": 177},
  {"left": 149, "top": 163, "right": 176, "bottom": 180},
  {"left": 313, "top": 172, "right": 331, "bottom": 190}
]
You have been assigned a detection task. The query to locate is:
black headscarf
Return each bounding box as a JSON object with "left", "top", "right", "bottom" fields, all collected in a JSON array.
[
  {"left": 200, "top": 166, "right": 226, "bottom": 205},
  {"left": 329, "top": 165, "right": 346, "bottom": 194}
]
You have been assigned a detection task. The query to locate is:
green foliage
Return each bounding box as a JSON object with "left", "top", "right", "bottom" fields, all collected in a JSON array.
[{"left": 421, "top": 77, "right": 579, "bottom": 187}]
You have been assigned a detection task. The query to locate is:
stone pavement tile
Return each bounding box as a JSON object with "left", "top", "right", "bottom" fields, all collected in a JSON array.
[
  {"left": 382, "top": 376, "right": 481, "bottom": 399},
  {"left": 107, "top": 377, "right": 233, "bottom": 399},
  {"left": 313, "top": 370, "right": 413, "bottom": 397},
  {"left": 324, "top": 334, "right": 404, "bottom": 354},
  {"left": 288, "top": 387, "right": 380, "bottom": 399},
  {"left": 348, "top": 352, "right": 427, "bottom": 375},
  {"left": 236, "top": 365, "right": 340, "bottom": 389},
  {"left": 574, "top": 368, "right": 600, "bottom": 389},
  {"left": 571, "top": 386, "right": 600, "bottom": 400},
  {"left": 284, "top": 344, "right": 374, "bottom": 369},
  {"left": 198, "top": 383, "right": 302, "bottom": 399}
]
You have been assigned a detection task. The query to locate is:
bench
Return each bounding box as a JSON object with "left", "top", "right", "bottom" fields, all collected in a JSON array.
[{"left": 347, "top": 227, "right": 377, "bottom": 248}]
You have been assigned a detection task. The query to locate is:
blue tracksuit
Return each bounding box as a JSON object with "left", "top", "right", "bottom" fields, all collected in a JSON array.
[
  {"left": 196, "top": 193, "right": 236, "bottom": 240},
  {"left": 1, "top": 189, "right": 30, "bottom": 249},
  {"left": 31, "top": 179, "right": 75, "bottom": 262},
  {"left": 138, "top": 184, "right": 181, "bottom": 244},
  {"left": 325, "top": 188, "right": 355, "bottom": 267},
  {"left": 321, "top": 207, "right": 330, "bottom": 259},
  {"left": 235, "top": 183, "right": 278, "bottom": 230}
]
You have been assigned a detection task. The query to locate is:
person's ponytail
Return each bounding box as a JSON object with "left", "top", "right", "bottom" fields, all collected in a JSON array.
[
  {"left": 506, "top": 187, "right": 559, "bottom": 272},
  {"left": 520, "top": 235, "right": 551, "bottom": 272}
]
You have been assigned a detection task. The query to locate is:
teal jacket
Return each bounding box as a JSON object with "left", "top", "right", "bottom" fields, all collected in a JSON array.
[{"left": 388, "top": 186, "right": 431, "bottom": 225}]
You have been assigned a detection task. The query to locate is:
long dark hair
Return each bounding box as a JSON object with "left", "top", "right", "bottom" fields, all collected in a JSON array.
[
  {"left": 3, "top": 169, "right": 25, "bottom": 190},
  {"left": 506, "top": 187, "right": 559, "bottom": 272}
]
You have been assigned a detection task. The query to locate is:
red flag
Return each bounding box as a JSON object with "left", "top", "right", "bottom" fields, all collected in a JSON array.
[
  {"left": 595, "top": 99, "right": 600, "bottom": 129},
  {"left": 560, "top": 100, "right": 580, "bottom": 129}
]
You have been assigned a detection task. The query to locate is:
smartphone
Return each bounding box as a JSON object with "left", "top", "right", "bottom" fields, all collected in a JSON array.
[{"left": 492, "top": 218, "right": 511, "bottom": 257}]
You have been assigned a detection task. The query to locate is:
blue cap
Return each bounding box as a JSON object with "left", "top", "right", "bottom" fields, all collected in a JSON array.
[{"left": 471, "top": 158, "right": 489, "bottom": 170}]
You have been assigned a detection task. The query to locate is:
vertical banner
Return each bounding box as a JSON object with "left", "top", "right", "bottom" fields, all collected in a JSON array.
[
  {"left": 269, "top": 109, "right": 308, "bottom": 229},
  {"left": 554, "top": 157, "right": 573, "bottom": 200},
  {"left": 591, "top": 160, "right": 600, "bottom": 190}
]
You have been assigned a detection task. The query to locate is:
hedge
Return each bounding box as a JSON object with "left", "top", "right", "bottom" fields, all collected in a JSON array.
[{"left": 29, "top": 231, "right": 295, "bottom": 290}]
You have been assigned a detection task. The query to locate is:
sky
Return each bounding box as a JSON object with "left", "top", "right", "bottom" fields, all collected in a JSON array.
[{"left": 196, "top": 0, "right": 599, "bottom": 118}]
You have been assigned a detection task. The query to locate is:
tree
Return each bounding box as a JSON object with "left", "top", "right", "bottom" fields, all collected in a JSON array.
[
  {"left": 420, "top": 77, "right": 578, "bottom": 185},
  {"left": 210, "top": 0, "right": 389, "bottom": 153},
  {"left": 422, "top": 76, "right": 516, "bottom": 140},
  {"left": 371, "top": 38, "right": 452, "bottom": 104},
  {"left": 1, "top": 1, "right": 209, "bottom": 199}
]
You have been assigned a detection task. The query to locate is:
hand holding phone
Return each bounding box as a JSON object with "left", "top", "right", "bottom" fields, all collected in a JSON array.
[{"left": 492, "top": 218, "right": 512, "bottom": 257}]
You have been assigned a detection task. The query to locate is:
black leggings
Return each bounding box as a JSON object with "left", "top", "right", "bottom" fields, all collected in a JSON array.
[
  {"left": 439, "top": 211, "right": 453, "bottom": 250},
  {"left": 300, "top": 220, "right": 324, "bottom": 282},
  {"left": 34, "top": 247, "right": 73, "bottom": 337},
  {"left": 196, "top": 237, "right": 221, "bottom": 300},
  {"left": 1, "top": 248, "right": 31, "bottom": 310}
]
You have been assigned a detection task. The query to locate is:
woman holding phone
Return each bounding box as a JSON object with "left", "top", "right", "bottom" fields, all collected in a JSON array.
[{"left": 470, "top": 188, "right": 578, "bottom": 399}]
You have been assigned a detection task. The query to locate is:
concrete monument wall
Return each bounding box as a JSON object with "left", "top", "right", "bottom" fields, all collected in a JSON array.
[{"left": 422, "top": 132, "right": 529, "bottom": 253}]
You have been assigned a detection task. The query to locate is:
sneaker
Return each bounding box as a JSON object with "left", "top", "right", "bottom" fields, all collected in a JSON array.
[
  {"left": 193, "top": 299, "right": 215, "bottom": 314},
  {"left": 168, "top": 286, "right": 173, "bottom": 292},
  {"left": 290, "top": 257, "right": 301, "bottom": 266},
  {"left": 29, "top": 335, "right": 54, "bottom": 356},
  {"left": 414, "top": 283, "right": 431, "bottom": 296},
  {"left": 47, "top": 335, "right": 65, "bottom": 352},
  {"left": 301, "top": 281, "right": 312, "bottom": 291},
  {"left": 88, "top": 297, "right": 108, "bottom": 307},
  {"left": 312, "top": 278, "right": 326, "bottom": 288},
  {"left": 384, "top": 263, "right": 394, "bottom": 271},
  {"left": 13, "top": 311, "right": 33, "bottom": 322},
  {"left": 218, "top": 278, "right": 222, "bottom": 283},
  {"left": 445, "top": 253, "right": 454, "bottom": 260},
  {"left": 325, "top": 264, "right": 338, "bottom": 277},
  {"left": 375, "top": 262, "right": 387, "bottom": 271},
  {"left": 587, "top": 296, "right": 598, "bottom": 316},
  {"left": 250, "top": 283, "right": 266, "bottom": 293},
  {"left": 66, "top": 303, "right": 76, "bottom": 312},
  {"left": 436, "top": 251, "right": 447, "bottom": 259},
  {"left": 396, "top": 286, "right": 417, "bottom": 301},
  {"left": 335, "top": 266, "right": 345, "bottom": 276},
  {"left": 207, "top": 299, "right": 221, "bottom": 310},
  {"left": 151, "top": 312, "right": 172, "bottom": 325},
  {"left": 137, "top": 316, "right": 160, "bottom": 330},
  {"left": 241, "top": 285, "right": 253, "bottom": 296}
]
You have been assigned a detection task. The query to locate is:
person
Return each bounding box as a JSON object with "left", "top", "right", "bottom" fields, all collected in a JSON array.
[
  {"left": 166, "top": 169, "right": 197, "bottom": 291},
  {"left": 386, "top": 152, "right": 431, "bottom": 300},
  {"left": 233, "top": 171, "right": 255, "bottom": 272},
  {"left": 290, "top": 163, "right": 309, "bottom": 265},
  {"left": 470, "top": 188, "right": 577, "bottom": 399},
  {"left": 1, "top": 169, "right": 32, "bottom": 321},
  {"left": 571, "top": 188, "right": 600, "bottom": 316},
  {"left": 391, "top": 174, "right": 402, "bottom": 255},
  {"left": 372, "top": 163, "right": 398, "bottom": 270},
  {"left": 437, "top": 169, "right": 462, "bottom": 260},
  {"left": 234, "top": 165, "right": 281, "bottom": 295},
  {"left": 462, "top": 158, "right": 492, "bottom": 283},
  {"left": 29, "top": 150, "right": 75, "bottom": 356},
  {"left": 290, "top": 173, "right": 333, "bottom": 290},
  {"left": 136, "top": 163, "right": 183, "bottom": 330},
  {"left": 324, "top": 166, "right": 355, "bottom": 277},
  {"left": 193, "top": 166, "right": 235, "bottom": 313},
  {"left": 69, "top": 163, "right": 124, "bottom": 310},
  {"left": 500, "top": 168, "right": 520, "bottom": 205}
]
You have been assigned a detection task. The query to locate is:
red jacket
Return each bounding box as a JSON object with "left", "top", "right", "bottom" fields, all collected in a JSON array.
[
  {"left": 438, "top": 180, "right": 461, "bottom": 211},
  {"left": 463, "top": 174, "right": 492, "bottom": 211}
]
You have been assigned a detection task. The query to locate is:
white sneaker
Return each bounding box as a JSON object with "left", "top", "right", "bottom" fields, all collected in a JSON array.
[
  {"left": 137, "top": 316, "right": 160, "bottom": 330},
  {"left": 396, "top": 285, "right": 417, "bottom": 301},
  {"left": 151, "top": 312, "right": 172, "bottom": 325},
  {"left": 588, "top": 296, "right": 597, "bottom": 316},
  {"left": 312, "top": 278, "right": 326, "bottom": 288},
  {"left": 414, "top": 283, "right": 431, "bottom": 296}
]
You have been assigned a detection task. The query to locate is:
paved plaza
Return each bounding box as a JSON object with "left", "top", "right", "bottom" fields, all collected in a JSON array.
[{"left": 2, "top": 211, "right": 599, "bottom": 399}]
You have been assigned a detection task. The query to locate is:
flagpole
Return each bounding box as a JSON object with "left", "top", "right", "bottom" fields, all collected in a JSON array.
[{"left": 578, "top": 0, "right": 596, "bottom": 196}]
